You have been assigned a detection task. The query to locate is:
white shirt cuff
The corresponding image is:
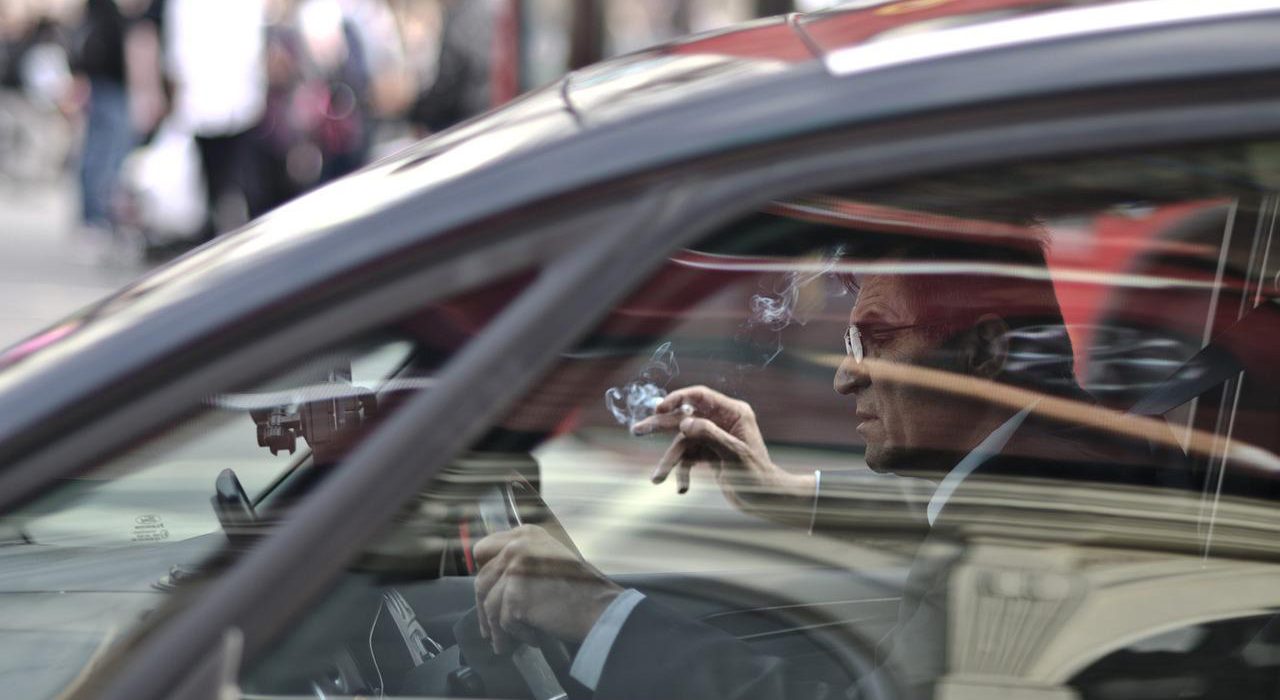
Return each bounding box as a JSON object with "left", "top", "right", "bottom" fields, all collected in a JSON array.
[
  {"left": 808, "top": 469, "right": 822, "bottom": 535},
  {"left": 569, "top": 588, "right": 646, "bottom": 691}
]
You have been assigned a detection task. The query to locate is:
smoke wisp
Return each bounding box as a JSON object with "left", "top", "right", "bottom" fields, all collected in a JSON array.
[
  {"left": 605, "top": 341, "right": 679, "bottom": 432},
  {"left": 738, "top": 246, "right": 846, "bottom": 368}
]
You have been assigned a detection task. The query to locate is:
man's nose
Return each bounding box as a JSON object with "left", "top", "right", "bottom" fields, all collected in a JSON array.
[{"left": 833, "top": 354, "right": 870, "bottom": 395}]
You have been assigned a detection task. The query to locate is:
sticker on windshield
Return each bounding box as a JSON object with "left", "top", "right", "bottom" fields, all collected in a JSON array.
[{"left": 132, "top": 514, "right": 170, "bottom": 542}]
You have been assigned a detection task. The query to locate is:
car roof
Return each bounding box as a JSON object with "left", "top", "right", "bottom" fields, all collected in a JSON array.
[{"left": 2, "top": 0, "right": 1280, "bottom": 447}]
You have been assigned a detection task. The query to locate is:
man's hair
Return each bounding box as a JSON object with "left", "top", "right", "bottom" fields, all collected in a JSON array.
[{"left": 839, "top": 232, "right": 1087, "bottom": 400}]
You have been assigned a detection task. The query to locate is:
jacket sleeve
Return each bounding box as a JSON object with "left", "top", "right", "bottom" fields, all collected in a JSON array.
[{"left": 592, "top": 596, "right": 858, "bottom": 700}]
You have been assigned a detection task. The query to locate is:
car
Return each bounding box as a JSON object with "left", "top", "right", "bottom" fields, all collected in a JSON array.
[{"left": 3, "top": 0, "right": 1280, "bottom": 699}]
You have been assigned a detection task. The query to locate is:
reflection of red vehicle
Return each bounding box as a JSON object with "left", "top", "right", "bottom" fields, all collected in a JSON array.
[
  {"left": 661, "top": 0, "right": 1112, "bottom": 63},
  {"left": 537, "top": 194, "right": 1276, "bottom": 456}
]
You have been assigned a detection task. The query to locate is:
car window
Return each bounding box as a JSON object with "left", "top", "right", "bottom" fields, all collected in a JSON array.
[
  {"left": 0, "top": 272, "right": 534, "bottom": 700},
  {"left": 245, "top": 141, "right": 1280, "bottom": 700}
]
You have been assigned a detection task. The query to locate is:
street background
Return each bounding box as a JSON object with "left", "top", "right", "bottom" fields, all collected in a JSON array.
[
  {"left": 0, "top": 175, "right": 139, "bottom": 346},
  {"left": 0, "top": 0, "right": 835, "bottom": 350}
]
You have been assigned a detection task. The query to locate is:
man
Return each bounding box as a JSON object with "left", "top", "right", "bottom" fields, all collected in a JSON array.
[
  {"left": 473, "top": 237, "right": 1145, "bottom": 699},
  {"left": 73, "top": 0, "right": 131, "bottom": 238}
]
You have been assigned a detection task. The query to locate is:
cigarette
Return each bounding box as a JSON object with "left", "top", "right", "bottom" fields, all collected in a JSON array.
[{"left": 641, "top": 397, "right": 696, "bottom": 416}]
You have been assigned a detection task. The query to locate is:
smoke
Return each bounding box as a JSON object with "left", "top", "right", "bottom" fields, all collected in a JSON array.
[
  {"left": 605, "top": 341, "right": 679, "bottom": 432},
  {"left": 604, "top": 248, "right": 847, "bottom": 426},
  {"left": 738, "top": 246, "right": 846, "bottom": 368}
]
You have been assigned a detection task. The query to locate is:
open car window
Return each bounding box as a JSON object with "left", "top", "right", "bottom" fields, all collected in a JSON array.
[
  {"left": 247, "top": 140, "right": 1280, "bottom": 700},
  {"left": 0, "top": 271, "right": 535, "bottom": 700}
]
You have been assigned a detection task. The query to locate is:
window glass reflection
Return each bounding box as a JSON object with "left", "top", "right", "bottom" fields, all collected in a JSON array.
[
  {"left": 0, "top": 272, "right": 534, "bottom": 700},
  {"left": 249, "top": 142, "right": 1280, "bottom": 700}
]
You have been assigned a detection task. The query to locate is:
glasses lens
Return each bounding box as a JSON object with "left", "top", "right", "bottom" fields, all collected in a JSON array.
[{"left": 844, "top": 326, "right": 862, "bottom": 362}]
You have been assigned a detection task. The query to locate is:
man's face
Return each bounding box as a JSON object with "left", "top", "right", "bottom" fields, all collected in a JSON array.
[{"left": 832, "top": 274, "right": 968, "bottom": 473}]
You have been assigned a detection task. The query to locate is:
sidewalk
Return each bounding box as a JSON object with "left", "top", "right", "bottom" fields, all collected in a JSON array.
[{"left": 0, "top": 177, "right": 150, "bottom": 348}]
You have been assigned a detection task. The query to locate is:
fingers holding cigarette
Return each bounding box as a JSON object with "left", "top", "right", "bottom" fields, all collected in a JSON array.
[{"left": 631, "top": 400, "right": 694, "bottom": 435}]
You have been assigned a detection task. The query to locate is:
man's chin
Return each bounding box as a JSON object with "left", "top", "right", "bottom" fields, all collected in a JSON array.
[
  {"left": 863, "top": 444, "right": 892, "bottom": 474},
  {"left": 865, "top": 445, "right": 959, "bottom": 479}
]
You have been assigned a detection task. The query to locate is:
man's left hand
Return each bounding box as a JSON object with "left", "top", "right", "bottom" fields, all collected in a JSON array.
[{"left": 473, "top": 524, "right": 623, "bottom": 654}]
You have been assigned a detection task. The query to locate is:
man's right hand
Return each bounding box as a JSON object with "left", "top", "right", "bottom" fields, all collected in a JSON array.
[{"left": 631, "top": 385, "right": 815, "bottom": 526}]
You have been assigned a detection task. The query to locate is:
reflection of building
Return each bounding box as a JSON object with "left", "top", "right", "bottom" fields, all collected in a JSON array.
[{"left": 935, "top": 478, "right": 1280, "bottom": 700}]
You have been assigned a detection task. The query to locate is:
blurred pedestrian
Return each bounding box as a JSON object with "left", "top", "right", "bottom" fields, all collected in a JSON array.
[
  {"left": 339, "top": 0, "right": 412, "bottom": 126},
  {"left": 5, "top": 15, "right": 74, "bottom": 111},
  {"left": 252, "top": 16, "right": 312, "bottom": 212},
  {"left": 0, "top": 14, "right": 74, "bottom": 187},
  {"left": 250, "top": 0, "right": 373, "bottom": 212},
  {"left": 408, "top": 0, "right": 494, "bottom": 135},
  {"left": 122, "top": 0, "right": 166, "bottom": 141},
  {"left": 297, "top": 0, "right": 371, "bottom": 182},
  {"left": 163, "top": 0, "right": 267, "bottom": 237},
  {"left": 72, "top": 0, "right": 134, "bottom": 239}
]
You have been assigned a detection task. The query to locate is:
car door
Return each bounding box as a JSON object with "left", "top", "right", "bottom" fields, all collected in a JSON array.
[
  {"left": 184, "top": 129, "right": 1280, "bottom": 700},
  {"left": 70, "top": 17, "right": 1280, "bottom": 700}
]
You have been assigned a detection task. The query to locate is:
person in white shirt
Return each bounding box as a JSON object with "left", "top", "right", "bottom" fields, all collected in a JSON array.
[{"left": 163, "top": 0, "right": 266, "bottom": 236}]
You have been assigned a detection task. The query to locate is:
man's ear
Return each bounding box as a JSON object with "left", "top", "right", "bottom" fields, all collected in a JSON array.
[{"left": 967, "top": 314, "right": 1009, "bottom": 379}]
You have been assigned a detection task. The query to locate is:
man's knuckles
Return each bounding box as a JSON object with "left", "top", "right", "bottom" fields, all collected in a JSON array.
[
  {"left": 477, "top": 525, "right": 546, "bottom": 561},
  {"left": 472, "top": 530, "right": 515, "bottom": 563},
  {"left": 683, "top": 417, "right": 730, "bottom": 446},
  {"left": 482, "top": 591, "right": 503, "bottom": 623},
  {"left": 502, "top": 589, "right": 529, "bottom": 624}
]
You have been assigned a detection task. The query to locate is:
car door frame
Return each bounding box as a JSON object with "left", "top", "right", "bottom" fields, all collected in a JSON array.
[{"left": 74, "top": 55, "right": 1280, "bottom": 700}]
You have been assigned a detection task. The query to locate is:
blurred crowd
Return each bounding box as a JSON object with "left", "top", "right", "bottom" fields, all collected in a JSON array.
[
  {"left": 1, "top": 0, "right": 508, "bottom": 261},
  {"left": 1, "top": 0, "right": 814, "bottom": 263}
]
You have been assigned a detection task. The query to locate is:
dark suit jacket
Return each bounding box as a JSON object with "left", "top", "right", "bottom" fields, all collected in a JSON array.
[
  {"left": 591, "top": 418, "right": 1190, "bottom": 700},
  {"left": 590, "top": 467, "right": 947, "bottom": 700}
]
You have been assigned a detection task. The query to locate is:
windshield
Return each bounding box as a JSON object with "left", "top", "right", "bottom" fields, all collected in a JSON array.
[
  {"left": 13, "top": 338, "right": 414, "bottom": 548},
  {"left": 0, "top": 263, "right": 535, "bottom": 700}
]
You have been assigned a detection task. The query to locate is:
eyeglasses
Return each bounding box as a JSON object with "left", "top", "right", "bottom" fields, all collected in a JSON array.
[{"left": 842, "top": 323, "right": 941, "bottom": 362}]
